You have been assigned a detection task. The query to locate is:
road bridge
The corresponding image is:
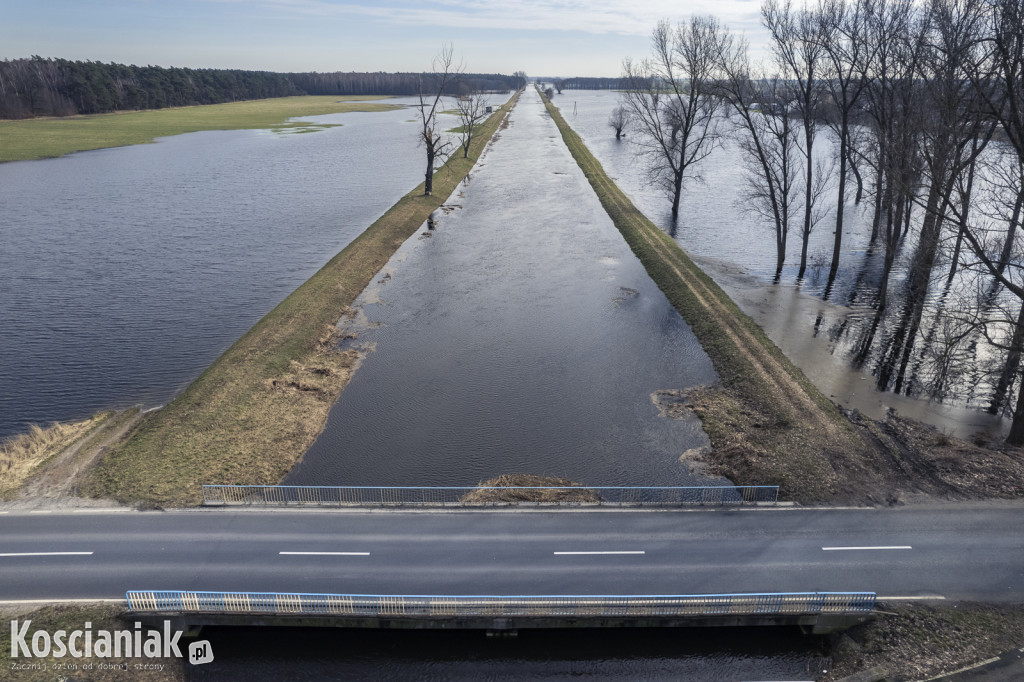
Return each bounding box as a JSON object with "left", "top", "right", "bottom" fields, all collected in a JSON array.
[{"left": 1, "top": 504, "right": 1021, "bottom": 631}]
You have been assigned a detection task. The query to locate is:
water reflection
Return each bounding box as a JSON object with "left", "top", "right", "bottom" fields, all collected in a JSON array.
[
  {"left": 184, "top": 627, "right": 829, "bottom": 681},
  {"left": 0, "top": 95, "right": 508, "bottom": 439},
  {"left": 289, "top": 90, "right": 719, "bottom": 487},
  {"left": 557, "top": 90, "right": 1015, "bottom": 438}
]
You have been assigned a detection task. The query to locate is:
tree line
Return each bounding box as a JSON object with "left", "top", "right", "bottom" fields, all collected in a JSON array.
[
  {"left": 0, "top": 56, "right": 521, "bottom": 119},
  {"left": 617, "top": 0, "right": 1024, "bottom": 443}
]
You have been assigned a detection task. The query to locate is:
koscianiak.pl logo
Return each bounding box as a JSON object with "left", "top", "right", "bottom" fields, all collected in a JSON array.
[{"left": 9, "top": 619, "right": 213, "bottom": 673}]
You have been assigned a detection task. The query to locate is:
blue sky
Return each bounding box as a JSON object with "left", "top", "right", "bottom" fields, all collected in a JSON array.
[{"left": 0, "top": 0, "right": 768, "bottom": 77}]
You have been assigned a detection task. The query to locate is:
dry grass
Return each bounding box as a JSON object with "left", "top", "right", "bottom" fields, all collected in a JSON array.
[
  {"left": 459, "top": 474, "right": 601, "bottom": 503},
  {"left": 0, "top": 95, "right": 399, "bottom": 162},
  {"left": 0, "top": 413, "right": 112, "bottom": 499},
  {"left": 84, "top": 90, "right": 522, "bottom": 507}
]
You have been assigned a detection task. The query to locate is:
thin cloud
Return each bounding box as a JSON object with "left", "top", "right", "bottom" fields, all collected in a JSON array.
[{"left": 202, "top": 0, "right": 760, "bottom": 35}]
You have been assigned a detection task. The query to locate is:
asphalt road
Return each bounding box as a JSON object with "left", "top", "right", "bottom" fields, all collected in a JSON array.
[{"left": 0, "top": 505, "right": 1021, "bottom": 603}]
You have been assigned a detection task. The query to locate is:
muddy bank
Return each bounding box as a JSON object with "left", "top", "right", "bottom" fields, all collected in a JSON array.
[{"left": 823, "top": 602, "right": 1024, "bottom": 681}]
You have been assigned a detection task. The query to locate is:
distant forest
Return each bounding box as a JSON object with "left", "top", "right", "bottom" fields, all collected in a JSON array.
[
  {"left": 559, "top": 77, "right": 622, "bottom": 90},
  {"left": 0, "top": 57, "right": 523, "bottom": 119}
]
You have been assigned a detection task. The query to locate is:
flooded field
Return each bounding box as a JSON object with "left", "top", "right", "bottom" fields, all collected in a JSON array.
[
  {"left": 0, "top": 96, "right": 507, "bottom": 440},
  {"left": 555, "top": 89, "right": 1015, "bottom": 439}
]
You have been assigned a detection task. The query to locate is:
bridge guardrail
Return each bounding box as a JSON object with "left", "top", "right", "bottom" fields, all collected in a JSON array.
[
  {"left": 201, "top": 485, "right": 779, "bottom": 507},
  {"left": 126, "top": 590, "right": 875, "bottom": 617}
]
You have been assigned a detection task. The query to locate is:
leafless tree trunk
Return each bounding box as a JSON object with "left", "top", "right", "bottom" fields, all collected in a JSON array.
[
  {"left": 418, "top": 45, "right": 461, "bottom": 196},
  {"left": 608, "top": 105, "right": 630, "bottom": 139},
  {"left": 455, "top": 92, "right": 488, "bottom": 158},
  {"left": 718, "top": 35, "right": 802, "bottom": 275},
  {"left": 819, "top": 0, "right": 873, "bottom": 283},
  {"left": 621, "top": 16, "right": 728, "bottom": 221},
  {"left": 763, "top": 0, "right": 830, "bottom": 279}
]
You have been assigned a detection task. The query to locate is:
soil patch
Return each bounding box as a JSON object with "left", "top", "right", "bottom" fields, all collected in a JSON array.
[
  {"left": 824, "top": 602, "right": 1024, "bottom": 681},
  {"left": 460, "top": 474, "right": 601, "bottom": 503}
]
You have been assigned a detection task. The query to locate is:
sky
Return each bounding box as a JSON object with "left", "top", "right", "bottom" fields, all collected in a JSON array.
[{"left": 0, "top": 0, "right": 770, "bottom": 78}]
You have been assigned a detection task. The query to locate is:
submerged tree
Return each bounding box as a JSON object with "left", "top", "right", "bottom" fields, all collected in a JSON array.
[
  {"left": 763, "top": 0, "right": 832, "bottom": 279},
  {"left": 418, "top": 45, "right": 461, "bottom": 196},
  {"left": 818, "top": 0, "right": 873, "bottom": 285},
  {"left": 621, "top": 16, "right": 729, "bottom": 221},
  {"left": 718, "top": 34, "right": 803, "bottom": 276},
  {"left": 608, "top": 105, "right": 630, "bottom": 139}
]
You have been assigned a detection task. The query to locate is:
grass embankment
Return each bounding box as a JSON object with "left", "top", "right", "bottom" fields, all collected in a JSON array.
[
  {"left": 84, "top": 92, "right": 520, "bottom": 507},
  {"left": 824, "top": 602, "right": 1024, "bottom": 681},
  {"left": 0, "top": 604, "right": 182, "bottom": 681},
  {"left": 0, "top": 95, "right": 398, "bottom": 162},
  {"left": 541, "top": 89, "right": 872, "bottom": 503},
  {"left": 0, "top": 413, "right": 113, "bottom": 500}
]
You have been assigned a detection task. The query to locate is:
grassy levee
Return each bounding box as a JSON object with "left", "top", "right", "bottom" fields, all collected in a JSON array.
[
  {"left": 84, "top": 91, "right": 521, "bottom": 507},
  {"left": 541, "top": 90, "right": 873, "bottom": 503},
  {"left": 0, "top": 95, "right": 399, "bottom": 162}
]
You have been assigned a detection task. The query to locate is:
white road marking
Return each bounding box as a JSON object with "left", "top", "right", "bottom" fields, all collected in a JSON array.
[
  {"left": 0, "top": 552, "right": 94, "bottom": 557},
  {"left": 71, "top": 508, "right": 131, "bottom": 513},
  {"left": 279, "top": 551, "right": 370, "bottom": 556},
  {"left": 876, "top": 595, "right": 946, "bottom": 601},
  {"left": 822, "top": 545, "right": 912, "bottom": 551},
  {"left": 28, "top": 510, "right": 53, "bottom": 514},
  {"left": 553, "top": 551, "right": 646, "bottom": 555}
]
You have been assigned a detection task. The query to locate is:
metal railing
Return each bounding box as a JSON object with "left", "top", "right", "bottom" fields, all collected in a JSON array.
[
  {"left": 126, "top": 590, "right": 875, "bottom": 617},
  {"left": 201, "top": 485, "right": 779, "bottom": 507}
]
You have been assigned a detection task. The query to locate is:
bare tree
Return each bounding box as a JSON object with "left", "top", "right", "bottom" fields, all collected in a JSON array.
[
  {"left": 951, "top": 0, "right": 1024, "bottom": 443},
  {"left": 608, "top": 105, "right": 630, "bottom": 139},
  {"left": 818, "top": 0, "right": 873, "bottom": 284},
  {"left": 718, "top": 34, "right": 803, "bottom": 275},
  {"left": 763, "top": 0, "right": 830, "bottom": 278},
  {"left": 621, "top": 16, "right": 729, "bottom": 221},
  {"left": 455, "top": 92, "right": 489, "bottom": 158},
  {"left": 876, "top": 0, "right": 993, "bottom": 393},
  {"left": 418, "top": 45, "right": 461, "bottom": 196}
]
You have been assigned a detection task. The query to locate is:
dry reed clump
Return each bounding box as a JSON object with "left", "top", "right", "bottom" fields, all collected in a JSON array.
[
  {"left": 459, "top": 474, "right": 602, "bottom": 504},
  {"left": 0, "top": 413, "right": 110, "bottom": 496}
]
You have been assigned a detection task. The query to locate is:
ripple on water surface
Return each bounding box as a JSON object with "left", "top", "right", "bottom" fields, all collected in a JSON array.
[{"left": 287, "top": 90, "right": 719, "bottom": 488}]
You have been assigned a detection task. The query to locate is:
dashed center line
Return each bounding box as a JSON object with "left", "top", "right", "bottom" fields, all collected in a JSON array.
[
  {"left": 553, "top": 551, "right": 646, "bottom": 555},
  {"left": 0, "top": 552, "right": 94, "bottom": 557},
  {"left": 822, "top": 546, "right": 912, "bottom": 551},
  {"left": 279, "top": 551, "right": 370, "bottom": 556}
]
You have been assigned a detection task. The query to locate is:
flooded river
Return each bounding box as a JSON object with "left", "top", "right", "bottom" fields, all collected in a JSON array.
[
  {"left": 288, "top": 88, "right": 720, "bottom": 487},
  {"left": 183, "top": 626, "right": 829, "bottom": 681}
]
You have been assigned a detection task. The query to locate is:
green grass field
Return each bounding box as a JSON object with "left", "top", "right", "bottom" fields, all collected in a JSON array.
[{"left": 0, "top": 95, "right": 400, "bottom": 162}]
